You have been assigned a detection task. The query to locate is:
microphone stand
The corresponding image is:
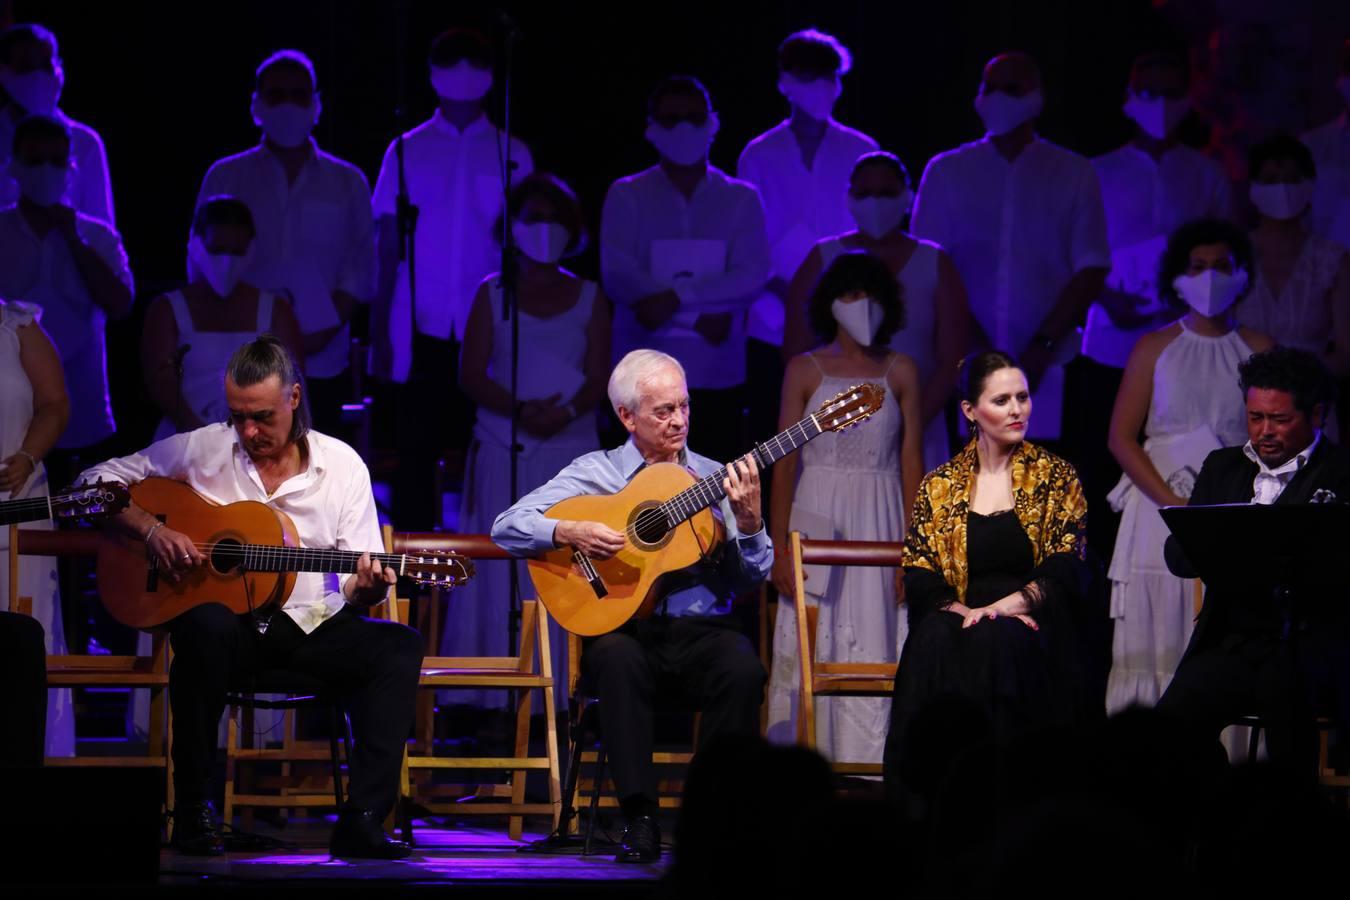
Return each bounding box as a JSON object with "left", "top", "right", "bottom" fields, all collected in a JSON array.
[
  {"left": 394, "top": 0, "right": 418, "bottom": 381},
  {"left": 499, "top": 12, "right": 524, "bottom": 658}
]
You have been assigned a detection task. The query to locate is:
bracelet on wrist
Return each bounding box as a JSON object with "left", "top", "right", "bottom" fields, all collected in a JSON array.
[
  {"left": 144, "top": 521, "right": 166, "bottom": 545},
  {"left": 15, "top": 449, "right": 38, "bottom": 470}
]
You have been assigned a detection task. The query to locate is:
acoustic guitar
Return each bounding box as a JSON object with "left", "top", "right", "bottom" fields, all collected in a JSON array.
[
  {"left": 528, "top": 383, "right": 886, "bottom": 636},
  {"left": 1, "top": 481, "right": 130, "bottom": 526},
  {"left": 98, "top": 478, "right": 474, "bottom": 630}
]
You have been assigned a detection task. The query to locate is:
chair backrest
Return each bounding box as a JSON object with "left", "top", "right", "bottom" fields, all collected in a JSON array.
[
  {"left": 791, "top": 533, "right": 904, "bottom": 665},
  {"left": 9, "top": 526, "right": 103, "bottom": 612}
]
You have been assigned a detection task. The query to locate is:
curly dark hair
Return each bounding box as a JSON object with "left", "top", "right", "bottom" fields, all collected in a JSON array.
[
  {"left": 1157, "top": 218, "right": 1256, "bottom": 311},
  {"left": 1238, "top": 346, "right": 1337, "bottom": 418},
  {"left": 807, "top": 250, "right": 905, "bottom": 346},
  {"left": 1248, "top": 134, "right": 1316, "bottom": 182}
]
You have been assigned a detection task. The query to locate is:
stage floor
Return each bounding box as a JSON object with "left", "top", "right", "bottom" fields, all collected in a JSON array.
[{"left": 157, "top": 818, "right": 668, "bottom": 895}]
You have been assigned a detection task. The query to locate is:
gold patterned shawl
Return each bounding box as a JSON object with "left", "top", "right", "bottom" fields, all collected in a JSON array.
[{"left": 902, "top": 439, "right": 1088, "bottom": 604}]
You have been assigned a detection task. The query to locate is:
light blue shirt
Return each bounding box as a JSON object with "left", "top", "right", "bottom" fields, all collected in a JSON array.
[{"left": 491, "top": 438, "right": 773, "bottom": 617}]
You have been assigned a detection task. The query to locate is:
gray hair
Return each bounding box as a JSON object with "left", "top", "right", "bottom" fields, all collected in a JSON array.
[
  {"left": 607, "top": 349, "right": 686, "bottom": 416},
  {"left": 225, "top": 334, "right": 311, "bottom": 442}
]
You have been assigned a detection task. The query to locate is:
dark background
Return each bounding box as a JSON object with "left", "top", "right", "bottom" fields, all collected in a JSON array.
[{"left": 6, "top": 0, "right": 1348, "bottom": 452}]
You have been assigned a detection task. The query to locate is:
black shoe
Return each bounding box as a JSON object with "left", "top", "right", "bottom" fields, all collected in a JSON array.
[
  {"left": 329, "top": 807, "right": 411, "bottom": 860},
  {"left": 172, "top": 800, "right": 225, "bottom": 856},
  {"left": 616, "top": 814, "right": 661, "bottom": 863}
]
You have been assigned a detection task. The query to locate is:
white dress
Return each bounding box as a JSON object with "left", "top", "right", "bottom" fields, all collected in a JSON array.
[
  {"left": 0, "top": 300, "right": 74, "bottom": 756},
  {"left": 765, "top": 355, "right": 907, "bottom": 764},
  {"left": 440, "top": 279, "right": 601, "bottom": 709},
  {"left": 152, "top": 290, "right": 278, "bottom": 440},
  {"left": 820, "top": 236, "right": 949, "bottom": 470},
  {"left": 1105, "top": 321, "right": 1254, "bottom": 713}
]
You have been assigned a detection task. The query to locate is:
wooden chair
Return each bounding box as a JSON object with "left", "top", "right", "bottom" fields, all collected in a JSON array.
[
  {"left": 7, "top": 526, "right": 173, "bottom": 820},
  {"left": 382, "top": 528, "right": 561, "bottom": 841},
  {"left": 791, "top": 532, "right": 904, "bottom": 775}
]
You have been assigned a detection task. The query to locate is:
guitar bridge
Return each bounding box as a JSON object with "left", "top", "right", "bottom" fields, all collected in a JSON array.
[{"left": 573, "top": 550, "right": 607, "bottom": 599}]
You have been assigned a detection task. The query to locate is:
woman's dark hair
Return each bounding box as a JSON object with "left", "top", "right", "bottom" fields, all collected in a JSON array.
[
  {"left": 778, "top": 29, "right": 852, "bottom": 77},
  {"left": 12, "top": 113, "right": 69, "bottom": 155},
  {"left": 225, "top": 334, "right": 311, "bottom": 442},
  {"left": 808, "top": 250, "right": 905, "bottom": 347},
  {"left": 192, "top": 195, "right": 257, "bottom": 240},
  {"left": 647, "top": 74, "right": 712, "bottom": 118},
  {"left": 850, "top": 150, "right": 912, "bottom": 192},
  {"left": 1157, "top": 218, "right": 1255, "bottom": 310},
  {"left": 1238, "top": 346, "right": 1337, "bottom": 418},
  {"left": 1247, "top": 134, "right": 1316, "bottom": 182},
  {"left": 0, "top": 23, "right": 58, "bottom": 66},
  {"left": 428, "top": 27, "right": 493, "bottom": 69},
  {"left": 957, "top": 350, "right": 1020, "bottom": 405},
  {"left": 494, "top": 172, "right": 587, "bottom": 255}
]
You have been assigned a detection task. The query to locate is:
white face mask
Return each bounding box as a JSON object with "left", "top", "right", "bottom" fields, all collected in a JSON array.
[
  {"left": 974, "top": 88, "right": 1042, "bottom": 136},
  {"left": 1249, "top": 181, "right": 1314, "bottom": 221},
  {"left": 831, "top": 296, "right": 885, "bottom": 346},
  {"left": 431, "top": 61, "right": 493, "bottom": 101},
  {"left": 9, "top": 161, "right": 69, "bottom": 206},
  {"left": 188, "top": 236, "right": 252, "bottom": 298},
  {"left": 251, "top": 95, "right": 320, "bottom": 148},
  {"left": 512, "top": 219, "right": 570, "bottom": 264},
  {"left": 778, "top": 73, "right": 840, "bottom": 121},
  {"left": 1123, "top": 92, "right": 1191, "bottom": 140},
  {"left": 0, "top": 69, "right": 63, "bottom": 115},
  {"left": 645, "top": 114, "right": 719, "bottom": 166},
  {"left": 848, "top": 191, "right": 911, "bottom": 239},
  {"left": 1172, "top": 268, "right": 1249, "bottom": 318}
]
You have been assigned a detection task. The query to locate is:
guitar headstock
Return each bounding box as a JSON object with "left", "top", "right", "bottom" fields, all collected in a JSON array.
[
  {"left": 53, "top": 481, "right": 131, "bottom": 522},
  {"left": 811, "top": 383, "right": 885, "bottom": 433},
  {"left": 405, "top": 552, "right": 475, "bottom": 589}
]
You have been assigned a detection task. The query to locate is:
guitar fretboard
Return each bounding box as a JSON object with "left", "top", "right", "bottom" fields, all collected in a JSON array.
[
  {"left": 0, "top": 495, "right": 53, "bottom": 526},
  {"left": 656, "top": 415, "right": 825, "bottom": 528},
  {"left": 209, "top": 545, "right": 410, "bottom": 575}
]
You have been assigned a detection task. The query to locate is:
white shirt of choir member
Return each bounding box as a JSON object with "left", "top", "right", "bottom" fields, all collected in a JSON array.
[
  {"left": 600, "top": 165, "right": 770, "bottom": 390},
  {"left": 0, "top": 204, "right": 131, "bottom": 448},
  {"left": 1245, "top": 432, "right": 1321, "bottom": 506},
  {"left": 0, "top": 111, "right": 115, "bottom": 225},
  {"left": 194, "top": 141, "right": 376, "bottom": 378},
  {"left": 78, "top": 424, "right": 385, "bottom": 635},
  {"left": 911, "top": 136, "right": 1110, "bottom": 355},
  {"left": 1083, "top": 143, "right": 1232, "bottom": 367},
  {"left": 736, "top": 119, "right": 877, "bottom": 345},
  {"left": 371, "top": 110, "right": 533, "bottom": 383},
  {"left": 1302, "top": 113, "right": 1350, "bottom": 249}
]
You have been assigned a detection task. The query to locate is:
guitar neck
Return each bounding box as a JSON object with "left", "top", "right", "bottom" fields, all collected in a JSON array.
[
  {"left": 662, "top": 415, "right": 825, "bottom": 526},
  {"left": 224, "top": 545, "right": 407, "bottom": 576},
  {"left": 0, "top": 494, "right": 53, "bottom": 526}
]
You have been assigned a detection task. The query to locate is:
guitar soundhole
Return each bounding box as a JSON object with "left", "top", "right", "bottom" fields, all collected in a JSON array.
[
  {"left": 210, "top": 538, "right": 244, "bottom": 574},
  {"left": 630, "top": 503, "right": 673, "bottom": 550}
]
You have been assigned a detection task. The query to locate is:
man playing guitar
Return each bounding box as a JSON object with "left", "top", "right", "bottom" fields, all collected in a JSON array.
[
  {"left": 81, "top": 335, "right": 420, "bottom": 859},
  {"left": 492, "top": 349, "right": 771, "bottom": 863}
]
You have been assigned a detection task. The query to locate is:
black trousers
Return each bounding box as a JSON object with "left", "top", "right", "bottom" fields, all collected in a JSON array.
[
  {"left": 0, "top": 611, "right": 47, "bottom": 767},
  {"left": 1061, "top": 356, "right": 1125, "bottom": 561},
  {"left": 581, "top": 615, "right": 765, "bottom": 811},
  {"left": 1157, "top": 622, "right": 1350, "bottom": 774},
  {"left": 167, "top": 603, "right": 423, "bottom": 818}
]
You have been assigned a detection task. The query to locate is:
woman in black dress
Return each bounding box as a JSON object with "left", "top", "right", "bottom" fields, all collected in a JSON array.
[{"left": 883, "top": 350, "right": 1092, "bottom": 811}]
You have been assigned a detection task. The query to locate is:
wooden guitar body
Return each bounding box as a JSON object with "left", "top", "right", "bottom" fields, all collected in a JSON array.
[
  {"left": 98, "top": 478, "right": 299, "bottom": 630},
  {"left": 527, "top": 463, "right": 725, "bottom": 636}
]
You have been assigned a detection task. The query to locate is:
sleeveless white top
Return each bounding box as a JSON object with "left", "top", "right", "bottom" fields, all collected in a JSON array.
[
  {"left": 154, "top": 290, "right": 278, "bottom": 440},
  {"left": 473, "top": 279, "right": 599, "bottom": 455}
]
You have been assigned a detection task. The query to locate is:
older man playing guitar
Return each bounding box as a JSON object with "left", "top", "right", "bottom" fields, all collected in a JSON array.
[
  {"left": 81, "top": 335, "right": 420, "bottom": 859},
  {"left": 493, "top": 349, "right": 772, "bottom": 863}
]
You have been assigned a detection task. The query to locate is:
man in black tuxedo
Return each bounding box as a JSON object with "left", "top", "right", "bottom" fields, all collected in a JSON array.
[{"left": 1158, "top": 347, "right": 1350, "bottom": 771}]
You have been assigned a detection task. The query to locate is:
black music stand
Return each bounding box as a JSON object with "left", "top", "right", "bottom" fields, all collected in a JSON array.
[{"left": 1160, "top": 502, "right": 1350, "bottom": 770}]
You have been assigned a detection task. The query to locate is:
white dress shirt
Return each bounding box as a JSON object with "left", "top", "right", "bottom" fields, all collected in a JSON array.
[
  {"left": 79, "top": 424, "right": 385, "bottom": 634},
  {"left": 1243, "top": 432, "right": 1321, "bottom": 505},
  {"left": 1083, "top": 143, "right": 1232, "bottom": 367},
  {"left": 600, "top": 165, "right": 770, "bottom": 389},
  {"left": 371, "top": 111, "right": 533, "bottom": 382},
  {"left": 1302, "top": 115, "right": 1350, "bottom": 249},
  {"left": 0, "top": 108, "right": 115, "bottom": 225},
  {"left": 195, "top": 141, "right": 376, "bottom": 378},
  {"left": 736, "top": 119, "right": 878, "bottom": 345},
  {"left": 0, "top": 204, "right": 132, "bottom": 448},
  {"left": 911, "top": 136, "right": 1110, "bottom": 354}
]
